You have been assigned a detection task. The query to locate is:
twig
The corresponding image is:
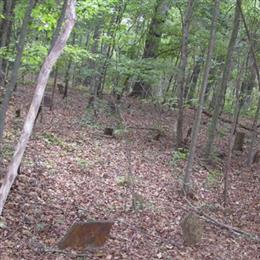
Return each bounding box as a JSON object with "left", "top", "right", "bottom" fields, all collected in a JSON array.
[
  {"left": 199, "top": 108, "right": 260, "bottom": 133},
  {"left": 127, "top": 126, "right": 163, "bottom": 131},
  {"left": 183, "top": 197, "right": 260, "bottom": 242},
  {"left": 42, "top": 247, "right": 91, "bottom": 257}
]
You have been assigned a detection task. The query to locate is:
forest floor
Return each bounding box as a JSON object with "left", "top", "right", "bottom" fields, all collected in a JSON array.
[{"left": 0, "top": 84, "right": 259, "bottom": 259}]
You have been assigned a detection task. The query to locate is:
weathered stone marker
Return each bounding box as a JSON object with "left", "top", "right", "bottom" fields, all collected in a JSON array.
[
  {"left": 253, "top": 150, "right": 260, "bottom": 164},
  {"left": 233, "top": 132, "right": 245, "bottom": 151},
  {"left": 181, "top": 212, "right": 203, "bottom": 246},
  {"left": 58, "top": 221, "right": 114, "bottom": 250}
]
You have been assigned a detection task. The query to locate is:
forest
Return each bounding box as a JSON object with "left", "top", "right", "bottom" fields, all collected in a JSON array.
[{"left": 0, "top": 0, "right": 259, "bottom": 259}]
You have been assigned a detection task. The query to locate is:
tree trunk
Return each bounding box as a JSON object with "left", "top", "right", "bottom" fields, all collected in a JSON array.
[
  {"left": 63, "top": 32, "right": 76, "bottom": 99},
  {"left": 95, "top": 1, "right": 127, "bottom": 97},
  {"left": 237, "top": 3, "right": 260, "bottom": 166},
  {"left": 49, "top": 0, "right": 68, "bottom": 109},
  {"left": 0, "top": 0, "right": 35, "bottom": 145},
  {"left": 84, "top": 18, "right": 102, "bottom": 89},
  {"left": 186, "top": 62, "right": 201, "bottom": 104},
  {"left": 0, "top": 0, "right": 76, "bottom": 215},
  {"left": 175, "top": 0, "right": 194, "bottom": 147},
  {"left": 205, "top": 68, "right": 216, "bottom": 106},
  {"left": 50, "top": 66, "right": 59, "bottom": 111},
  {"left": 131, "top": 0, "right": 170, "bottom": 97},
  {"left": 205, "top": 0, "right": 241, "bottom": 159},
  {"left": 183, "top": 0, "right": 219, "bottom": 194},
  {"left": 223, "top": 60, "right": 244, "bottom": 206},
  {"left": 49, "top": 0, "right": 68, "bottom": 51},
  {"left": 0, "top": 0, "right": 16, "bottom": 83},
  {"left": 239, "top": 48, "right": 256, "bottom": 110}
]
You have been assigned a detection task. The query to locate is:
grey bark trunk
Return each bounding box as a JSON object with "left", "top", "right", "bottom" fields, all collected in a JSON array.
[
  {"left": 237, "top": 3, "right": 260, "bottom": 166},
  {"left": 0, "top": 0, "right": 16, "bottom": 83},
  {"left": 176, "top": 0, "right": 194, "bottom": 147},
  {"left": 50, "top": 66, "right": 59, "bottom": 111},
  {"left": 0, "top": 0, "right": 35, "bottom": 145},
  {"left": 223, "top": 60, "right": 244, "bottom": 206},
  {"left": 0, "top": 0, "right": 76, "bottom": 215},
  {"left": 183, "top": 0, "right": 219, "bottom": 194},
  {"left": 95, "top": 1, "right": 127, "bottom": 97},
  {"left": 131, "top": 0, "right": 170, "bottom": 97},
  {"left": 186, "top": 62, "right": 201, "bottom": 104},
  {"left": 63, "top": 32, "right": 76, "bottom": 99},
  {"left": 205, "top": 0, "right": 241, "bottom": 159},
  {"left": 49, "top": 0, "right": 68, "bottom": 51}
]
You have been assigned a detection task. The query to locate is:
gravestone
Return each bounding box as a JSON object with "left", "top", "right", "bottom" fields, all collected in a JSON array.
[
  {"left": 253, "top": 150, "right": 260, "bottom": 164},
  {"left": 181, "top": 212, "right": 203, "bottom": 246},
  {"left": 58, "top": 221, "right": 114, "bottom": 250},
  {"left": 233, "top": 132, "right": 245, "bottom": 151}
]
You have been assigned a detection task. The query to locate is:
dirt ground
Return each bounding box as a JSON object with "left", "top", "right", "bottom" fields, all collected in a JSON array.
[{"left": 0, "top": 85, "right": 259, "bottom": 259}]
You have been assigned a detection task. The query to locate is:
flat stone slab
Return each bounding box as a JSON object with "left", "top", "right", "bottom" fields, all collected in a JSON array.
[{"left": 58, "top": 221, "right": 114, "bottom": 250}]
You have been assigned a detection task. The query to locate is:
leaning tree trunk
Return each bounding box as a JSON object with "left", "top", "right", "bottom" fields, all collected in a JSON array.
[
  {"left": 0, "top": 0, "right": 35, "bottom": 148},
  {"left": 175, "top": 0, "right": 194, "bottom": 148},
  {"left": 205, "top": 0, "right": 241, "bottom": 159},
  {"left": 50, "top": 0, "right": 68, "bottom": 50},
  {"left": 50, "top": 0, "right": 68, "bottom": 109},
  {"left": 0, "top": 0, "right": 76, "bottom": 215},
  {"left": 183, "top": 0, "right": 219, "bottom": 194}
]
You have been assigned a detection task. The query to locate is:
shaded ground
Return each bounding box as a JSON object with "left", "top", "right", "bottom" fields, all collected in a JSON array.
[{"left": 0, "top": 85, "right": 259, "bottom": 259}]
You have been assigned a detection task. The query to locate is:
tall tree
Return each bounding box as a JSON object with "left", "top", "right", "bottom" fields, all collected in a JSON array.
[
  {"left": 175, "top": 0, "right": 194, "bottom": 147},
  {"left": 0, "top": 0, "right": 36, "bottom": 146},
  {"left": 223, "top": 58, "right": 244, "bottom": 206},
  {"left": 183, "top": 0, "right": 219, "bottom": 194},
  {"left": 95, "top": 0, "right": 128, "bottom": 97},
  {"left": 0, "top": 0, "right": 76, "bottom": 215},
  {"left": 0, "top": 0, "right": 16, "bottom": 83},
  {"left": 237, "top": 3, "right": 260, "bottom": 166},
  {"left": 205, "top": 0, "right": 241, "bottom": 159},
  {"left": 131, "top": 0, "right": 170, "bottom": 97}
]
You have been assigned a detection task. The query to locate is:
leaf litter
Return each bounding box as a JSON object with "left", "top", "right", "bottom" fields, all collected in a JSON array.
[{"left": 0, "top": 85, "right": 259, "bottom": 259}]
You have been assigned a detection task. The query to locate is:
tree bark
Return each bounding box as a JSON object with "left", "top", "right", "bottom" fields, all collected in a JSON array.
[
  {"left": 239, "top": 50, "right": 256, "bottom": 109},
  {"left": 0, "top": 0, "right": 16, "bottom": 83},
  {"left": 176, "top": 0, "right": 194, "bottom": 147},
  {"left": 63, "top": 31, "right": 76, "bottom": 99},
  {"left": 0, "top": 0, "right": 76, "bottom": 215},
  {"left": 49, "top": 0, "right": 69, "bottom": 51},
  {"left": 84, "top": 17, "right": 103, "bottom": 90},
  {"left": 183, "top": 0, "right": 219, "bottom": 194},
  {"left": 95, "top": 1, "right": 127, "bottom": 97},
  {"left": 131, "top": 0, "right": 170, "bottom": 97},
  {"left": 186, "top": 61, "right": 201, "bottom": 103},
  {"left": 50, "top": 66, "right": 59, "bottom": 111},
  {"left": 237, "top": 3, "right": 260, "bottom": 166},
  {"left": 223, "top": 60, "right": 244, "bottom": 206},
  {"left": 205, "top": 0, "right": 241, "bottom": 159},
  {"left": 0, "top": 0, "right": 35, "bottom": 147}
]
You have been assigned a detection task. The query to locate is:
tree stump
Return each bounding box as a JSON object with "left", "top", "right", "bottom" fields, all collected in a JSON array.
[
  {"left": 233, "top": 132, "right": 245, "bottom": 151},
  {"left": 181, "top": 212, "right": 203, "bottom": 246}
]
